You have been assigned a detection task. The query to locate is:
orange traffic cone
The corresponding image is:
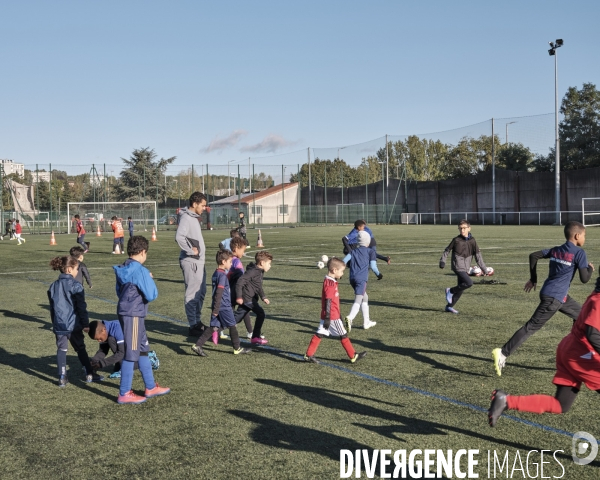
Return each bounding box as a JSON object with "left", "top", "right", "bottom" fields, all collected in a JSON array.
[
  {"left": 151, "top": 227, "right": 157, "bottom": 241},
  {"left": 256, "top": 229, "right": 264, "bottom": 248},
  {"left": 114, "top": 243, "right": 121, "bottom": 255},
  {"left": 50, "top": 231, "right": 57, "bottom": 245},
  {"left": 96, "top": 225, "right": 102, "bottom": 236}
]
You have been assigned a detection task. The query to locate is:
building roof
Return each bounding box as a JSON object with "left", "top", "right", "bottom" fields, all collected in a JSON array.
[{"left": 209, "top": 182, "right": 298, "bottom": 206}]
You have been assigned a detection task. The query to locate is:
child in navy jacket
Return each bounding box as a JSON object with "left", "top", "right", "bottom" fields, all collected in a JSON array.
[
  {"left": 113, "top": 235, "right": 170, "bottom": 404},
  {"left": 48, "top": 255, "right": 101, "bottom": 387}
]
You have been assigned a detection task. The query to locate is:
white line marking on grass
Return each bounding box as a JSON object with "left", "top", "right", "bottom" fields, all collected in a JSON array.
[{"left": 23, "top": 275, "right": 590, "bottom": 443}]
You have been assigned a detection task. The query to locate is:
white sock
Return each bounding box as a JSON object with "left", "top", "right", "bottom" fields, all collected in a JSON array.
[
  {"left": 347, "top": 303, "right": 360, "bottom": 320},
  {"left": 361, "top": 302, "right": 370, "bottom": 324}
]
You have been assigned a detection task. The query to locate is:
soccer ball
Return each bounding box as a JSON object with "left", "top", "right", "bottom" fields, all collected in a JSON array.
[
  {"left": 317, "top": 261, "right": 325, "bottom": 269},
  {"left": 486, "top": 267, "right": 494, "bottom": 276},
  {"left": 468, "top": 266, "right": 483, "bottom": 276},
  {"left": 320, "top": 255, "right": 329, "bottom": 263}
]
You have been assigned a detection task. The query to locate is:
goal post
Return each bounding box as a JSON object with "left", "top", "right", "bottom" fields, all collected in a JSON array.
[
  {"left": 582, "top": 198, "right": 600, "bottom": 227},
  {"left": 67, "top": 201, "right": 158, "bottom": 234},
  {"left": 335, "top": 203, "right": 365, "bottom": 224}
]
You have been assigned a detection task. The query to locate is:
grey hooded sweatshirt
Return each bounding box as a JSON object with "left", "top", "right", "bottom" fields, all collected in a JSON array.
[{"left": 176, "top": 207, "right": 206, "bottom": 264}]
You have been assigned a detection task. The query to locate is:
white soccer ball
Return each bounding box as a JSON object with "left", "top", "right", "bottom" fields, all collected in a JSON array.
[
  {"left": 468, "top": 266, "right": 483, "bottom": 276},
  {"left": 486, "top": 267, "right": 494, "bottom": 276},
  {"left": 320, "top": 255, "right": 329, "bottom": 263},
  {"left": 317, "top": 261, "right": 325, "bottom": 269}
]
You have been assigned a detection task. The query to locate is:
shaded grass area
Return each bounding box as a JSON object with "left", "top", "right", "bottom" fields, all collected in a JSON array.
[{"left": 1, "top": 225, "right": 600, "bottom": 478}]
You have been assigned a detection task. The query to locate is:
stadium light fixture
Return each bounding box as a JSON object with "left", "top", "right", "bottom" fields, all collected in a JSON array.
[
  {"left": 505, "top": 121, "right": 516, "bottom": 144},
  {"left": 547, "top": 38, "right": 563, "bottom": 224}
]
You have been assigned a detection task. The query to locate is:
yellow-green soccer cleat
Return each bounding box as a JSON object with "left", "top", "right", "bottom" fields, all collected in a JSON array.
[
  {"left": 350, "top": 351, "right": 367, "bottom": 363},
  {"left": 344, "top": 316, "right": 352, "bottom": 333},
  {"left": 492, "top": 348, "right": 506, "bottom": 376}
]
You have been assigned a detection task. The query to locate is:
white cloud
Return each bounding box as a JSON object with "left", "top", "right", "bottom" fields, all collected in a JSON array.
[
  {"left": 202, "top": 130, "right": 248, "bottom": 153},
  {"left": 240, "top": 134, "right": 298, "bottom": 154}
]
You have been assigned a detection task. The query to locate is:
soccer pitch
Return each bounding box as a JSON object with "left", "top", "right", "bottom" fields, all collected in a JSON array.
[{"left": 1, "top": 225, "right": 599, "bottom": 479}]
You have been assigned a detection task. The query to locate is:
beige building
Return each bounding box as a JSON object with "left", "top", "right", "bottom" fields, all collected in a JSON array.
[
  {"left": 1, "top": 159, "right": 25, "bottom": 177},
  {"left": 210, "top": 182, "right": 299, "bottom": 226}
]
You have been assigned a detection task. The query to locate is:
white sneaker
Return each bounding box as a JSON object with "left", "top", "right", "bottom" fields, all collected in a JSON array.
[
  {"left": 246, "top": 331, "right": 265, "bottom": 339},
  {"left": 363, "top": 321, "right": 377, "bottom": 330}
]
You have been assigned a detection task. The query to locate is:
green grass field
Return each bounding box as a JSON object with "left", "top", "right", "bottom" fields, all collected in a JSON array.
[{"left": 1, "top": 225, "right": 600, "bottom": 479}]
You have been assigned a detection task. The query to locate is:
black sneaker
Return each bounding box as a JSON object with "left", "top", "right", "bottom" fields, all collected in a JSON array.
[
  {"left": 191, "top": 345, "right": 207, "bottom": 357},
  {"left": 188, "top": 323, "right": 205, "bottom": 337},
  {"left": 351, "top": 351, "right": 367, "bottom": 363},
  {"left": 377, "top": 273, "right": 383, "bottom": 280},
  {"left": 233, "top": 347, "right": 252, "bottom": 355},
  {"left": 488, "top": 389, "right": 508, "bottom": 427},
  {"left": 85, "top": 373, "right": 104, "bottom": 383},
  {"left": 58, "top": 375, "right": 68, "bottom": 387},
  {"left": 304, "top": 355, "right": 320, "bottom": 364}
]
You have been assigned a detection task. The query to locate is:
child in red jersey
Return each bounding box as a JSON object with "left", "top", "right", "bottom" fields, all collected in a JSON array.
[
  {"left": 304, "top": 257, "right": 367, "bottom": 364},
  {"left": 15, "top": 219, "right": 25, "bottom": 245},
  {"left": 489, "top": 276, "right": 600, "bottom": 427},
  {"left": 74, "top": 214, "right": 88, "bottom": 252}
]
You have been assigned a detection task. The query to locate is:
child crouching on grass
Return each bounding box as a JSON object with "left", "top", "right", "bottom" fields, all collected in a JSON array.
[
  {"left": 191, "top": 249, "right": 252, "bottom": 357},
  {"left": 114, "top": 235, "right": 170, "bottom": 404},
  {"left": 48, "top": 255, "right": 102, "bottom": 387},
  {"left": 305, "top": 257, "right": 367, "bottom": 364}
]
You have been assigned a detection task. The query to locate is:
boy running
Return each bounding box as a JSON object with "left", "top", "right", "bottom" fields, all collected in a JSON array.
[
  {"left": 190, "top": 250, "right": 252, "bottom": 357},
  {"left": 489, "top": 278, "right": 600, "bottom": 427},
  {"left": 342, "top": 220, "right": 390, "bottom": 264},
  {"left": 343, "top": 230, "right": 381, "bottom": 331},
  {"left": 439, "top": 219, "right": 488, "bottom": 314},
  {"left": 304, "top": 257, "right": 367, "bottom": 364},
  {"left": 492, "top": 221, "right": 594, "bottom": 376},
  {"left": 234, "top": 250, "right": 273, "bottom": 345},
  {"left": 14, "top": 220, "right": 25, "bottom": 245}
]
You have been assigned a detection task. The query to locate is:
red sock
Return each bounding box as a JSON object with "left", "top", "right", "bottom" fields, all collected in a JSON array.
[
  {"left": 306, "top": 335, "right": 321, "bottom": 357},
  {"left": 506, "top": 395, "right": 563, "bottom": 414},
  {"left": 341, "top": 337, "right": 356, "bottom": 359}
]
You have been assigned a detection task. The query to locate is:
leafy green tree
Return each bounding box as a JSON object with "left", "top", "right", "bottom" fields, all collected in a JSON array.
[
  {"left": 115, "top": 148, "right": 175, "bottom": 202},
  {"left": 496, "top": 143, "right": 534, "bottom": 171},
  {"left": 559, "top": 82, "right": 600, "bottom": 169}
]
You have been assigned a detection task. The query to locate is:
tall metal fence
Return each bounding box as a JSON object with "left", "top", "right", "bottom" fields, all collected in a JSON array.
[{"left": 2, "top": 112, "right": 577, "bottom": 232}]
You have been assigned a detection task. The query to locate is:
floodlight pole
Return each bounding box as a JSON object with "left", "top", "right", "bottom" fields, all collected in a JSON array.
[
  {"left": 554, "top": 47, "right": 561, "bottom": 225},
  {"left": 492, "top": 119, "right": 495, "bottom": 224}
]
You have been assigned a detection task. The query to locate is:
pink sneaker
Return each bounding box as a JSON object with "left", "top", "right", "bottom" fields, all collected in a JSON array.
[
  {"left": 212, "top": 331, "right": 219, "bottom": 345},
  {"left": 251, "top": 337, "right": 268, "bottom": 345},
  {"left": 145, "top": 383, "right": 171, "bottom": 398},
  {"left": 117, "top": 390, "right": 147, "bottom": 404}
]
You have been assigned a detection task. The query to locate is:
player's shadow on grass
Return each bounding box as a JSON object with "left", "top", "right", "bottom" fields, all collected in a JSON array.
[
  {"left": 0, "top": 347, "right": 119, "bottom": 401},
  {"left": 229, "top": 409, "right": 372, "bottom": 463},
  {"left": 350, "top": 338, "right": 553, "bottom": 376},
  {"left": 255, "top": 379, "right": 598, "bottom": 468},
  {"left": 268, "top": 276, "right": 321, "bottom": 284},
  {"left": 153, "top": 277, "right": 183, "bottom": 284},
  {"left": 0, "top": 309, "right": 53, "bottom": 330}
]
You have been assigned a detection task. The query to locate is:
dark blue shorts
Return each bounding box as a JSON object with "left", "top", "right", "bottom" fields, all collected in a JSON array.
[
  {"left": 210, "top": 308, "right": 236, "bottom": 328},
  {"left": 119, "top": 316, "right": 149, "bottom": 362},
  {"left": 350, "top": 279, "right": 367, "bottom": 296}
]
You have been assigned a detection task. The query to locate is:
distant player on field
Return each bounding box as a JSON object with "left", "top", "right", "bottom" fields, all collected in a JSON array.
[
  {"left": 74, "top": 214, "right": 88, "bottom": 252},
  {"left": 342, "top": 220, "right": 390, "bottom": 264},
  {"left": 439, "top": 219, "right": 488, "bottom": 315},
  {"left": 492, "top": 221, "right": 594, "bottom": 376},
  {"left": 489, "top": 278, "right": 600, "bottom": 426},
  {"left": 304, "top": 257, "right": 367, "bottom": 364},
  {"left": 343, "top": 230, "right": 381, "bottom": 331},
  {"left": 111, "top": 216, "right": 125, "bottom": 254}
]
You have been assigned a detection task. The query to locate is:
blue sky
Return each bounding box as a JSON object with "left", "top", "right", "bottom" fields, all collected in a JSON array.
[{"left": 1, "top": 0, "right": 599, "bottom": 172}]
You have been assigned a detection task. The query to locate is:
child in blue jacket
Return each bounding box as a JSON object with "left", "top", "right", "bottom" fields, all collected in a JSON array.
[
  {"left": 48, "top": 255, "right": 102, "bottom": 387},
  {"left": 113, "top": 235, "right": 170, "bottom": 404}
]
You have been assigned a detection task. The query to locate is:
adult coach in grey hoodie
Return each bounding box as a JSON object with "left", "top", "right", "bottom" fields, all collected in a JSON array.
[{"left": 176, "top": 192, "right": 207, "bottom": 336}]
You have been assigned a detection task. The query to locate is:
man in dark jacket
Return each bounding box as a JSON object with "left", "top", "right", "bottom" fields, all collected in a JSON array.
[{"left": 234, "top": 250, "right": 273, "bottom": 345}]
